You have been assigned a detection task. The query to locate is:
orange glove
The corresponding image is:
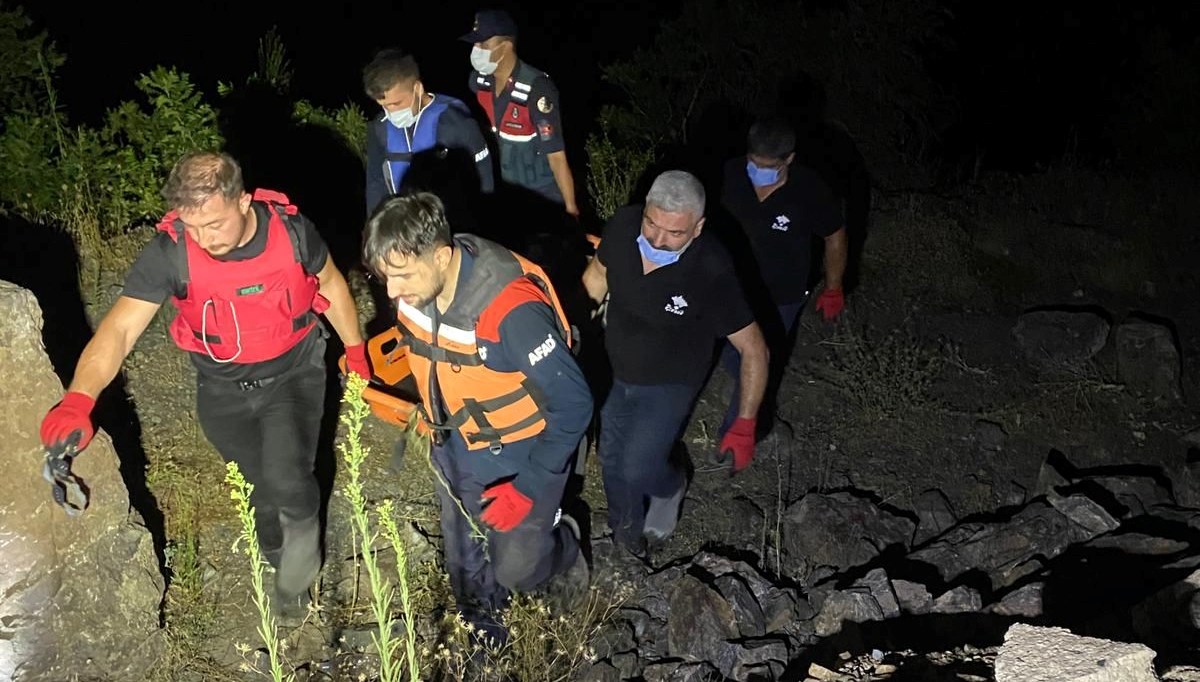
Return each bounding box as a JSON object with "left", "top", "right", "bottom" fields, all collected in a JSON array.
[
  {"left": 480, "top": 481, "right": 533, "bottom": 532},
  {"left": 40, "top": 392, "right": 96, "bottom": 453},
  {"left": 719, "top": 417, "right": 756, "bottom": 475},
  {"left": 344, "top": 343, "right": 371, "bottom": 381},
  {"left": 814, "top": 288, "right": 845, "bottom": 322}
]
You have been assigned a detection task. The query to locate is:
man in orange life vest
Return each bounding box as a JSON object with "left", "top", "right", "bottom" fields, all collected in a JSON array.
[
  {"left": 38, "top": 151, "right": 370, "bottom": 617},
  {"left": 362, "top": 192, "right": 592, "bottom": 638},
  {"left": 461, "top": 9, "right": 580, "bottom": 218}
]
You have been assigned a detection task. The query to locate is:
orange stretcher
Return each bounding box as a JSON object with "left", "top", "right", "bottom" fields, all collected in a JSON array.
[{"left": 338, "top": 327, "right": 426, "bottom": 431}]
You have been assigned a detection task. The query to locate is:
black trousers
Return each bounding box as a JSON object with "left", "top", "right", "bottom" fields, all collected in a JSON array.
[{"left": 195, "top": 352, "right": 327, "bottom": 562}]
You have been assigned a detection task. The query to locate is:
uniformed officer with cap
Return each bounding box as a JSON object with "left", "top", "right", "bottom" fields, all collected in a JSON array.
[{"left": 461, "top": 9, "right": 581, "bottom": 218}]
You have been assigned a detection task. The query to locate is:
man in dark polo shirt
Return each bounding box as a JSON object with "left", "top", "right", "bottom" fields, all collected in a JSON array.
[
  {"left": 717, "top": 116, "right": 847, "bottom": 439},
  {"left": 582, "top": 170, "right": 770, "bottom": 555}
]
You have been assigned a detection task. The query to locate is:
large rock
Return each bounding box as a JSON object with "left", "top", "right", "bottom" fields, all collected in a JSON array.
[
  {"left": 1012, "top": 308, "right": 1110, "bottom": 371},
  {"left": 782, "top": 492, "right": 915, "bottom": 581},
  {"left": 995, "top": 623, "right": 1158, "bottom": 682},
  {"left": 0, "top": 280, "right": 165, "bottom": 681}
]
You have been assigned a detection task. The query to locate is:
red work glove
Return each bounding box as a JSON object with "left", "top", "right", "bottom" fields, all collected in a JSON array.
[
  {"left": 814, "top": 288, "right": 845, "bottom": 322},
  {"left": 40, "top": 391, "right": 97, "bottom": 453},
  {"left": 344, "top": 343, "right": 371, "bottom": 381},
  {"left": 719, "top": 417, "right": 757, "bottom": 475},
  {"left": 480, "top": 481, "right": 533, "bottom": 532}
]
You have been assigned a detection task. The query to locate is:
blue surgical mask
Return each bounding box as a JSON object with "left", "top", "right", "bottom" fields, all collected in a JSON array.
[
  {"left": 637, "top": 233, "right": 691, "bottom": 267},
  {"left": 746, "top": 160, "right": 781, "bottom": 187}
]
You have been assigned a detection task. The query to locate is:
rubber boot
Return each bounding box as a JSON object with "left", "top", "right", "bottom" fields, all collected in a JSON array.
[{"left": 272, "top": 511, "right": 322, "bottom": 622}]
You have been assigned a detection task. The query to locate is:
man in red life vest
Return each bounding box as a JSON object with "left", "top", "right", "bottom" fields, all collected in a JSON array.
[{"left": 38, "top": 151, "right": 369, "bottom": 618}]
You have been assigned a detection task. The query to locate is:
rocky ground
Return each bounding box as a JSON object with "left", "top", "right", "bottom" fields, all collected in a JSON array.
[{"left": 57, "top": 166, "right": 1200, "bottom": 681}]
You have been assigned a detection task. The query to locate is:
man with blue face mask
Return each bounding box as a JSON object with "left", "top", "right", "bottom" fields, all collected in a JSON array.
[
  {"left": 461, "top": 9, "right": 580, "bottom": 218},
  {"left": 581, "top": 170, "right": 769, "bottom": 557},
  {"left": 717, "top": 115, "right": 848, "bottom": 440},
  {"left": 363, "top": 49, "right": 494, "bottom": 215}
]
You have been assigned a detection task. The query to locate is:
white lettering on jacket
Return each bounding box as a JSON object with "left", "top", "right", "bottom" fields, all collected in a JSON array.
[{"left": 527, "top": 333, "right": 557, "bottom": 366}]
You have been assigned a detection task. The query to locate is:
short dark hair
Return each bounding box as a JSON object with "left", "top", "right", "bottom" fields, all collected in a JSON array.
[
  {"left": 362, "top": 48, "right": 420, "bottom": 100},
  {"left": 747, "top": 117, "right": 796, "bottom": 160},
  {"left": 161, "top": 151, "right": 243, "bottom": 210},
  {"left": 363, "top": 192, "right": 452, "bottom": 272}
]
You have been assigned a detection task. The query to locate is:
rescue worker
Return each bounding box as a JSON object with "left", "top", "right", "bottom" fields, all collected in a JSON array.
[
  {"left": 460, "top": 9, "right": 580, "bottom": 218},
  {"left": 717, "top": 116, "right": 848, "bottom": 439},
  {"left": 362, "top": 191, "right": 592, "bottom": 639},
  {"left": 581, "top": 170, "right": 770, "bottom": 556},
  {"left": 38, "top": 151, "right": 370, "bottom": 617},
  {"left": 363, "top": 48, "right": 494, "bottom": 215}
]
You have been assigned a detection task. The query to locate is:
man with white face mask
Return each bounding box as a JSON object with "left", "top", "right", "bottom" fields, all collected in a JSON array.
[
  {"left": 363, "top": 48, "right": 493, "bottom": 215},
  {"left": 581, "top": 170, "right": 769, "bottom": 558},
  {"left": 460, "top": 9, "right": 580, "bottom": 218}
]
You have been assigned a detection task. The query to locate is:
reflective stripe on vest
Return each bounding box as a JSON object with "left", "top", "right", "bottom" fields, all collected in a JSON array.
[{"left": 397, "top": 235, "right": 572, "bottom": 451}]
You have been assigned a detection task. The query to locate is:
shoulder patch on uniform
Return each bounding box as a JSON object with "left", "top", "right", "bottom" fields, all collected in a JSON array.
[{"left": 536, "top": 96, "right": 553, "bottom": 114}]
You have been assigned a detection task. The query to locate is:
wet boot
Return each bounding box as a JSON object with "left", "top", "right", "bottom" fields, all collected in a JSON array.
[
  {"left": 643, "top": 483, "right": 686, "bottom": 553},
  {"left": 272, "top": 511, "right": 322, "bottom": 622}
]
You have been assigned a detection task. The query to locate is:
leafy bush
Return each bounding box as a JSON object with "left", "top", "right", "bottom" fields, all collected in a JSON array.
[
  {"left": 0, "top": 6, "right": 65, "bottom": 120},
  {"left": 293, "top": 100, "right": 368, "bottom": 164},
  {"left": 824, "top": 323, "right": 944, "bottom": 420},
  {"left": 0, "top": 65, "right": 222, "bottom": 245},
  {"left": 584, "top": 130, "right": 655, "bottom": 221}
]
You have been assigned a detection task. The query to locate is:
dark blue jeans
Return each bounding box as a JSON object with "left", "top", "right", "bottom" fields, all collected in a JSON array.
[
  {"left": 598, "top": 380, "right": 699, "bottom": 550},
  {"left": 719, "top": 300, "right": 806, "bottom": 437},
  {"left": 432, "top": 432, "right": 578, "bottom": 640}
]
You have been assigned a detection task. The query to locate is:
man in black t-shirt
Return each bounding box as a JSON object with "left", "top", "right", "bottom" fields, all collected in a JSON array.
[
  {"left": 38, "top": 152, "right": 368, "bottom": 619},
  {"left": 718, "top": 116, "right": 848, "bottom": 438},
  {"left": 581, "top": 170, "right": 770, "bottom": 556}
]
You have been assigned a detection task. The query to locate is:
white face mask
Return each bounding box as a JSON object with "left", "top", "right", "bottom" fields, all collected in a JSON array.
[
  {"left": 386, "top": 107, "right": 415, "bottom": 129},
  {"left": 470, "top": 45, "right": 498, "bottom": 75},
  {"left": 384, "top": 85, "right": 422, "bottom": 129}
]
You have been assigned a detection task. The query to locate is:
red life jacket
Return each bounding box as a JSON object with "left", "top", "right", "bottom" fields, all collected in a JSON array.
[{"left": 155, "top": 188, "right": 329, "bottom": 364}]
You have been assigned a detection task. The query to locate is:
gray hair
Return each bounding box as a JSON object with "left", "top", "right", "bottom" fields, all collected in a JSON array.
[{"left": 645, "top": 170, "right": 706, "bottom": 219}]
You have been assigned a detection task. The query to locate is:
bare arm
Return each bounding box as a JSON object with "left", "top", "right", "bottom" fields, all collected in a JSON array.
[
  {"left": 546, "top": 151, "right": 579, "bottom": 217},
  {"left": 822, "top": 227, "right": 848, "bottom": 291},
  {"left": 582, "top": 254, "right": 608, "bottom": 305},
  {"left": 315, "top": 255, "right": 364, "bottom": 348},
  {"left": 67, "top": 296, "right": 161, "bottom": 398},
  {"left": 728, "top": 321, "right": 770, "bottom": 419}
]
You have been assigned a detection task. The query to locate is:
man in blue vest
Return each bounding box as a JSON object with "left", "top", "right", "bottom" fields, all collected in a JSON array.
[
  {"left": 460, "top": 9, "right": 580, "bottom": 218},
  {"left": 363, "top": 48, "right": 494, "bottom": 216}
]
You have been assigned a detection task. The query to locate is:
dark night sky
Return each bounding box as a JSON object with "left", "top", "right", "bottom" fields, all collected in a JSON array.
[
  {"left": 17, "top": 1, "right": 1200, "bottom": 173},
  {"left": 21, "top": 1, "right": 680, "bottom": 144}
]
